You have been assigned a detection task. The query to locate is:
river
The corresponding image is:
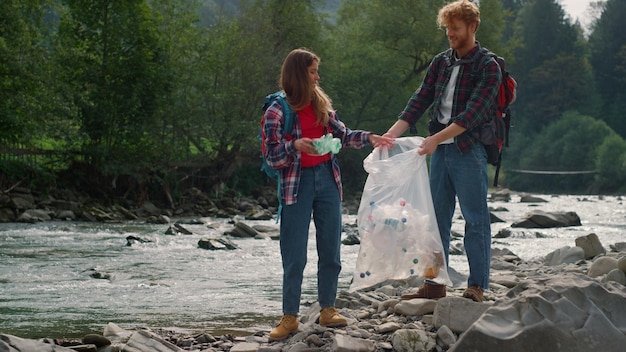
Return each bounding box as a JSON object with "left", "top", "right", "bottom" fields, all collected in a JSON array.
[{"left": 0, "top": 193, "right": 624, "bottom": 339}]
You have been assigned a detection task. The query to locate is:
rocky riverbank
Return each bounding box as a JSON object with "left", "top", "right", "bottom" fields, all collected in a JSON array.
[
  {"left": 0, "top": 185, "right": 297, "bottom": 224},
  {"left": 1, "top": 188, "right": 625, "bottom": 352},
  {"left": 2, "top": 227, "right": 626, "bottom": 351}
]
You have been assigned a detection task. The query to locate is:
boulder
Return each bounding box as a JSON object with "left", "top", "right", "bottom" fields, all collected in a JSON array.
[
  {"left": 227, "top": 221, "right": 259, "bottom": 238},
  {"left": 618, "top": 256, "right": 626, "bottom": 273},
  {"left": 449, "top": 273, "right": 626, "bottom": 352},
  {"left": 519, "top": 194, "right": 547, "bottom": 203},
  {"left": 575, "top": 233, "right": 606, "bottom": 259},
  {"left": 198, "top": 237, "right": 238, "bottom": 250},
  {"left": 0, "top": 334, "right": 77, "bottom": 352},
  {"left": 544, "top": 246, "right": 584, "bottom": 266},
  {"left": 588, "top": 256, "right": 618, "bottom": 277},
  {"left": 512, "top": 210, "right": 581, "bottom": 228}
]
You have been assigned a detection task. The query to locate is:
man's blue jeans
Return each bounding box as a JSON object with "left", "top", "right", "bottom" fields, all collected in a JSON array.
[
  {"left": 280, "top": 161, "right": 342, "bottom": 315},
  {"left": 430, "top": 143, "right": 491, "bottom": 289}
]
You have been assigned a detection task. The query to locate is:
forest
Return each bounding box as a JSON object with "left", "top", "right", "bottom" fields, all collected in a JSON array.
[{"left": 1, "top": 0, "right": 625, "bottom": 209}]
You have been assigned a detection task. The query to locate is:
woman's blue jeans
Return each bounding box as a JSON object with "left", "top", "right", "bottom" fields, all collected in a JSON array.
[
  {"left": 430, "top": 143, "right": 491, "bottom": 289},
  {"left": 280, "top": 161, "right": 342, "bottom": 315}
]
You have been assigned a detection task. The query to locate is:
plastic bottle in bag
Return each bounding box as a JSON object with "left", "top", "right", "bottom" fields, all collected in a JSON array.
[{"left": 382, "top": 199, "right": 408, "bottom": 232}]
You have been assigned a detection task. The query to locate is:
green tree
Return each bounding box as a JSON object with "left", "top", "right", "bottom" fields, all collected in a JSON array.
[
  {"left": 588, "top": 0, "right": 626, "bottom": 137},
  {"left": 325, "top": 0, "right": 447, "bottom": 134},
  {"left": 511, "top": 112, "right": 615, "bottom": 193},
  {"left": 594, "top": 133, "right": 626, "bottom": 193},
  {"left": 0, "top": 0, "right": 59, "bottom": 146},
  {"left": 165, "top": 0, "right": 325, "bottom": 193},
  {"left": 510, "top": 0, "right": 589, "bottom": 132},
  {"left": 56, "top": 0, "right": 168, "bottom": 172}
]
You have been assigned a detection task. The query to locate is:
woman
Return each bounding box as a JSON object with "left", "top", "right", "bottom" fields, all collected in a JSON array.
[{"left": 261, "top": 48, "right": 392, "bottom": 340}]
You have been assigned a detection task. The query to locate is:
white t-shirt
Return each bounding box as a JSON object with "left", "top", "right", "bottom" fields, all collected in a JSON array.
[{"left": 437, "top": 65, "right": 460, "bottom": 144}]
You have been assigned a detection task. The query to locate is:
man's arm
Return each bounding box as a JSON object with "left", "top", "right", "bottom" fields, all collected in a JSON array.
[{"left": 418, "top": 123, "right": 466, "bottom": 155}]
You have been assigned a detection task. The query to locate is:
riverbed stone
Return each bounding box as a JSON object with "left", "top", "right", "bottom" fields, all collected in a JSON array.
[
  {"left": 436, "top": 325, "right": 457, "bottom": 348},
  {"left": 229, "top": 342, "right": 260, "bottom": 352},
  {"left": 449, "top": 273, "right": 626, "bottom": 352},
  {"left": 603, "top": 268, "right": 626, "bottom": 285},
  {"left": 512, "top": 210, "right": 581, "bottom": 228},
  {"left": 433, "top": 297, "right": 491, "bottom": 333},
  {"left": 575, "top": 233, "right": 606, "bottom": 259},
  {"left": 393, "top": 298, "right": 437, "bottom": 316},
  {"left": 587, "top": 256, "right": 618, "bottom": 277},
  {"left": 391, "top": 329, "right": 436, "bottom": 352},
  {"left": 617, "top": 256, "right": 626, "bottom": 273},
  {"left": 0, "top": 334, "right": 77, "bottom": 352},
  {"left": 330, "top": 334, "right": 375, "bottom": 352},
  {"left": 543, "top": 245, "right": 584, "bottom": 266}
]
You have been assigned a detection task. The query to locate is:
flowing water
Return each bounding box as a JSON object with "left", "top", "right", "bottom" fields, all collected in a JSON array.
[{"left": 0, "top": 194, "right": 624, "bottom": 339}]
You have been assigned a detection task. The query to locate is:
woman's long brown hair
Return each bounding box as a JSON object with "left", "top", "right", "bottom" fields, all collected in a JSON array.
[{"left": 280, "top": 48, "right": 333, "bottom": 125}]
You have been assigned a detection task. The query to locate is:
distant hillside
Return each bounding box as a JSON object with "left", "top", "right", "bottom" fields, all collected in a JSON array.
[{"left": 196, "top": 0, "right": 342, "bottom": 26}]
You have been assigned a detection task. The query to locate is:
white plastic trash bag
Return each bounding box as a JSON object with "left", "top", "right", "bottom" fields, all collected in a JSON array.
[{"left": 350, "top": 136, "right": 451, "bottom": 291}]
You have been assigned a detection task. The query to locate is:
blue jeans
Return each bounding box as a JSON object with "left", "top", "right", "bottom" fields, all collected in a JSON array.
[
  {"left": 430, "top": 143, "right": 491, "bottom": 289},
  {"left": 280, "top": 161, "right": 342, "bottom": 315}
]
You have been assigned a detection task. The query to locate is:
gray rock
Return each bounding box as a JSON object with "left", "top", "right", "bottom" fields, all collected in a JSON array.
[
  {"left": 610, "top": 242, "right": 626, "bottom": 252},
  {"left": 125, "top": 329, "right": 183, "bottom": 351},
  {"left": 0, "top": 334, "right": 77, "bottom": 351},
  {"left": 617, "top": 256, "right": 626, "bottom": 273},
  {"left": 449, "top": 273, "right": 626, "bottom": 352},
  {"left": 543, "top": 245, "right": 584, "bottom": 266},
  {"left": 512, "top": 210, "right": 581, "bottom": 228},
  {"left": 575, "top": 233, "right": 606, "bottom": 259},
  {"left": 246, "top": 209, "right": 273, "bottom": 221},
  {"left": 228, "top": 221, "right": 259, "bottom": 238},
  {"left": 436, "top": 325, "right": 457, "bottom": 348},
  {"left": 391, "top": 329, "right": 436, "bottom": 352},
  {"left": 11, "top": 193, "right": 35, "bottom": 210},
  {"left": 519, "top": 194, "right": 547, "bottom": 203},
  {"left": 433, "top": 297, "right": 492, "bottom": 333},
  {"left": 489, "top": 189, "right": 511, "bottom": 202},
  {"left": 604, "top": 268, "right": 626, "bottom": 285},
  {"left": 17, "top": 208, "right": 53, "bottom": 222},
  {"left": 588, "top": 256, "right": 618, "bottom": 277},
  {"left": 393, "top": 299, "right": 437, "bottom": 316},
  {"left": 331, "top": 334, "right": 375, "bottom": 352},
  {"left": 56, "top": 210, "right": 76, "bottom": 220},
  {"left": 230, "top": 342, "right": 260, "bottom": 352},
  {"left": 197, "top": 237, "right": 238, "bottom": 250}
]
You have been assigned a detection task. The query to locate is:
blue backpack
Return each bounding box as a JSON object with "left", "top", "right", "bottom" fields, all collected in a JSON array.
[{"left": 259, "top": 91, "right": 295, "bottom": 221}]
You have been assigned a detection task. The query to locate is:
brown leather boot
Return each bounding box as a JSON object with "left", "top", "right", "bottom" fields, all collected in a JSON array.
[
  {"left": 319, "top": 307, "right": 347, "bottom": 327},
  {"left": 462, "top": 285, "right": 485, "bottom": 302},
  {"left": 401, "top": 280, "right": 446, "bottom": 300},
  {"left": 269, "top": 314, "right": 298, "bottom": 340}
]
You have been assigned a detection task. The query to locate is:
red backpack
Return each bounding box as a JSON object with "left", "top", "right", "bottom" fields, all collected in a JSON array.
[{"left": 471, "top": 48, "right": 518, "bottom": 186}]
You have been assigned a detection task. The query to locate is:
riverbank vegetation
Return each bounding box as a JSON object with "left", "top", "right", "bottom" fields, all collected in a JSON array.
[{"left": 1, "top": 0, "right": 625, "bottom": 210}]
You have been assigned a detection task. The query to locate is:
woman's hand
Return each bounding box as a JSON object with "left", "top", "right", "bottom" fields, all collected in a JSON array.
[
  {"left": 370, "top": 134, "right": 394, "bottom": 148},
  {"left": 294, "top": 138, "right": 319, "bottom": 155}
]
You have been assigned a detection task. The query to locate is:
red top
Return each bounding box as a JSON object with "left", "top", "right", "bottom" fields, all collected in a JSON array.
[{"left": 299, "top": 103, "right": 331, "bottom": 167}]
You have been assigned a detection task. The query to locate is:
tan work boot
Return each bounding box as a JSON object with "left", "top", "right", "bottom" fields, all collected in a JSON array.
[
  {"left": 319, "top": 307, "right": 347, "bottom": 327},
  {"left": 269, "top": 314, "right": 298, "bottom": 341}
]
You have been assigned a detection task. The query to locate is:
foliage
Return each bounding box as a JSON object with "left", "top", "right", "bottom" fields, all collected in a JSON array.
[
  {"left": 588, "top": 0, "right": 626, "bottom": 137},
  {"left": 55, "top": 0, "right": 169, "bottom": 172},
  {"left": 510, "top": 0, "right": 590, "bottom": 133},
  {"left": 594, "top": 134, "right": 626, "bottom": 193},
  {"left": 509, "top": 111, "right": 616, "bottom": 193},
  {"left": 324, "top": 0, "right": 448, "bottom": 135},
  {"left": 2, "top": 0, "right": 626, "bottom": 201},
  {"left": 0, "top": 0, "right": 63, "bottom": 145}
]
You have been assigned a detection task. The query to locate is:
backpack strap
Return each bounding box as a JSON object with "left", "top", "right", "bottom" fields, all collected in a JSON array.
[{"left": 264, "top": 91, "right": 295, "bottom": 223}]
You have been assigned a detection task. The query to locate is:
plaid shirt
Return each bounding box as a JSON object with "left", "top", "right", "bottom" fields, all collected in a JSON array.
[
  {"left": 262, "top": 103, "right": 371, "bottom": 205},
  {"left": 399, "top": 43, "right": 501, "bottom": 153}
]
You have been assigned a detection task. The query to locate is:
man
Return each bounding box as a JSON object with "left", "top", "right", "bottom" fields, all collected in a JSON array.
[{"left": 383, "top": 0, "right": 501, "bottom": 302}]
